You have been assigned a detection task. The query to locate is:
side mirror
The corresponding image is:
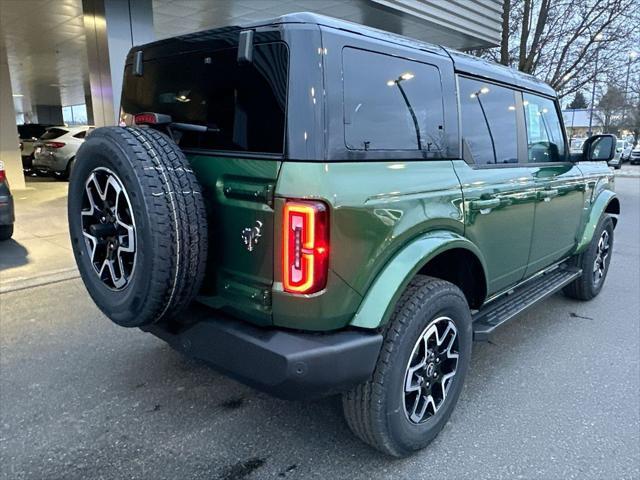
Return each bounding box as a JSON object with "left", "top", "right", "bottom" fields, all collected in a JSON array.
[{"left": 582, "top": 134, "right": 617, "bottom": 162}]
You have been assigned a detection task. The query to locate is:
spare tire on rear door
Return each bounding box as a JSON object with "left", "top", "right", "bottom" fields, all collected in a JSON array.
[{"left": 68, "top": 126, "right": 208, "bottom": 327}]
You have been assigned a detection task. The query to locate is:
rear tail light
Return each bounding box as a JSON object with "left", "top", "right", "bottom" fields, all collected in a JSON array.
[
  {"left": 45, "top": 142, "right": 66, "bottom": 149},
  {"left": 283, "top": 200, "right": 329, "bottom": 294},
  {"left": 134, "top": 112, "right": 171, "bottom": 125},
  {"left": 0, "top": 161, "right": 6, "bottom": 182}
]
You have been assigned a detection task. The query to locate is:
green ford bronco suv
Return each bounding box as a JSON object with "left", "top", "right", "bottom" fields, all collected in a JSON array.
[{"left": 68, "top": 13, "right": 620, "bottom": 456}]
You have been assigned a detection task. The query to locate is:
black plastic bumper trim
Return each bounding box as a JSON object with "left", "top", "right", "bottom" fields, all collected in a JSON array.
[{"left": 143, "top": 307, "right": 382, "bottom": 400}]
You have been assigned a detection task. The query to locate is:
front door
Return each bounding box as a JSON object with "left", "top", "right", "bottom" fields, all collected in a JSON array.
[
  {"left": 521, "top": 93, "right": 585, "bottom": 276},
  {"left": 455, "top": 77, "right": 538, "bottom": 296}
]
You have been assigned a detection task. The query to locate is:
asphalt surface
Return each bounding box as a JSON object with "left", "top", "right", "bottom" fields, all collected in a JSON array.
[{"left": 1, "top": 177, "right": 639, "bottom": 480}]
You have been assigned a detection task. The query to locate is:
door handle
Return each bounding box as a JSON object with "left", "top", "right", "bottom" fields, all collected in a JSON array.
[
  {"left": 537, "top": 189, "right": 559, "bottom": 201},
  {"left": 469, "top": 198, "right": 501, "bottom": 211}
]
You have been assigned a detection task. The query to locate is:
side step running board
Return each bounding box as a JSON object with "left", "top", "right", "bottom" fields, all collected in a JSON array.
[{"left": 473, "top": 266, "right": 582, "bottom": 341}]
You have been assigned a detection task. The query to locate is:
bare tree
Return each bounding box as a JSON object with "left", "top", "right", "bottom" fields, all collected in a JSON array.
[
  {"left": 475, "top": 0, "right": 639, "bottom": 99},
  {"left": 595, "top": 84, "right": 626, "bottom": 132}
]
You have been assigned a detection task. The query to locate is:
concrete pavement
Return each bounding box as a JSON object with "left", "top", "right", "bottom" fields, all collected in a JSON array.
[
  {"left": 0, "top": 177, "right": 77, "bottom": 292},
  {"left": 0, "top": 177, "right": 638, "bottom": 479}
]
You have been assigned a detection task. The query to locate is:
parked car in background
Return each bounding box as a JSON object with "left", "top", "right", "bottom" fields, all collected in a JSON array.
[
  {"left": 32, "top": 125, "right": 94, "bottom": 179},
  {"left": 17, "top": 123, "right": 52, "bottom": 172},
  {"left": 620, "top": 142, "right": 634, "bottom": 162},
  {"left": 608, "top": 137, "right": 622, "bottom": 169},
  {"left": 0, "top": 161, "right": 15, "bottom": 241},
  {"left": 630, "top": 146, "right": 640, "bottom": 165}
]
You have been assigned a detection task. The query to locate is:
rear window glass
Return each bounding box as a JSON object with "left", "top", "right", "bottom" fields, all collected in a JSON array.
[
  {"left": 73, "top": 130, "right": 89, "bottom": 139},
  {"left": 18, "top": 124, "right": 49, "bottom": 139},
  {"left": 342, "top": 47, "right": 445, "bottom": 152},
  {"left": 121, "top": 42, "right": 288, "bottom": 154},
  {"left": 40, "top": 128, "right": 67, "bottom": 140}
]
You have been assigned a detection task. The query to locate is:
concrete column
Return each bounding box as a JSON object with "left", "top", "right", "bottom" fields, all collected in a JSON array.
[
  {"left": 82, "top": 0, "right": 154, "bottom": 127},
  {"left": 0, "top": 43, "right": 25, "bottom": 190}
]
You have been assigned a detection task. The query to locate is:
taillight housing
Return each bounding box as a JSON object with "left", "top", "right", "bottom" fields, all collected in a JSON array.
[
  {"left": 0, "top": 161, "right": 5, "bottom": 182},
  {"left": 283, "top": 200, "right": 329, "bottom": 294},
  {"left": 45, "top": 141, "right": 66, "bottom": 149}
]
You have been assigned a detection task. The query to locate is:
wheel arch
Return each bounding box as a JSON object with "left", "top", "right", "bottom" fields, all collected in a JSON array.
[
  {"left": 350, "top": 231, "right": 488, "bottom": 329},
  {"left": 576, "top": 191, "right": 620, "bottom": 253}
]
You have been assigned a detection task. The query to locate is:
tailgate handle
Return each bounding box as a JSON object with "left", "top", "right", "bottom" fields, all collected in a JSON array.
[{"left": 224, "top": 184, "right": 274, "bottom": 206}]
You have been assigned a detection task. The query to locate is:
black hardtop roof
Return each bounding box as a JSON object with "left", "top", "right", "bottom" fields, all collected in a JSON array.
[
  {"left": 132, "top": 12, "right": 556, "bottom": 98},
  {"left": 267, "top": 13, "right": 556, "bottom": 97}
]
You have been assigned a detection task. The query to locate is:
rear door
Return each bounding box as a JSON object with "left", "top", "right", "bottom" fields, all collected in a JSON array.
[
  {"left": 454, "top": 77, "right": 538, "bottom": 296},
  {"left": 121, "top": 35, "right": 289, "bottom": 324},
  {"left": 522, "top": 93, "right": 585, "bottom": 276}
]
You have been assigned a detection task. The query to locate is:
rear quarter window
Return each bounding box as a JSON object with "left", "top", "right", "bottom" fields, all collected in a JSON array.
[
  {"left": 342, "top": 47, "right": 445, "bottom": 153},
  {"left": 121, "top": 42, "right": 288, "bottom": 155}
]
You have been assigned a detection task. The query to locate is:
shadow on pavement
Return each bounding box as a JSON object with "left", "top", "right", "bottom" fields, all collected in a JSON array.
[{"left": 0, "top": 239, "right": 29, "bottom": 271}]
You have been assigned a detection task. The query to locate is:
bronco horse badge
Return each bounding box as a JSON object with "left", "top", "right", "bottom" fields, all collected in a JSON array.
[{"left": 241, "top": 220, "right": 263, "bottom": 252}]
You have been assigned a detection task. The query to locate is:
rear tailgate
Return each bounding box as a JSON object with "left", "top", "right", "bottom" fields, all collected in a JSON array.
[
  {"left": 187, "top": 155, "right": 280, "bottom": 324},
  {"left": 121, "top": 29, "right": 288, "bottom": 325}
]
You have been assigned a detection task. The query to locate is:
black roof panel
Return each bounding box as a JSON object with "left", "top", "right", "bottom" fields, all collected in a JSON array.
[
  {"left": 248, "top": 12, "right": 556, "bottom": 97},
  {"left": 131, "top": 12, "right": 556, "bottom": 97}
]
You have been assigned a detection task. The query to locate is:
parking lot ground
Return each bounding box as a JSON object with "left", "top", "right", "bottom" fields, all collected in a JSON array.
[
  {"left": 0, "top": 177, "right": 76, "bottom": 291},
  {"left": 615, "top": 163, "right": 640, "bottom": 178},
  {"left": 1, "top": 177, "right": 639, "bottom": 480}
]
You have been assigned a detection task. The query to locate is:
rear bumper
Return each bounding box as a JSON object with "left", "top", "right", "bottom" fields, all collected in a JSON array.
[
  {"left": 33, "top": 152, "right": 68, "bottom": 172},
  {"left": 143, "top": 306, "right": 382, "bottom": 400}
]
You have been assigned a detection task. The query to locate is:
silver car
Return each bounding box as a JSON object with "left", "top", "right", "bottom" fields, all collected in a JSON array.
[{"left": 33, "top": 126, "right": 94, "bottom": 179}]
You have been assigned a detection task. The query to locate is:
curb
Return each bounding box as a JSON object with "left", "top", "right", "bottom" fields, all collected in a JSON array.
[{"left": 0, "top": 267, "right": 80, "bottom": 294}]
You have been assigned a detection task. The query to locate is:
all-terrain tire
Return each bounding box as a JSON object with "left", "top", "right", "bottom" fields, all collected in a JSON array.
[
  {"left": 563, "top": 215, "right": 614, "bottom": 301},
  {"left": 68, "top": 126, "right": 208, "bottom": 327},
  {"left": 342, "top": 275, "right": 472, "bottom": 457}
]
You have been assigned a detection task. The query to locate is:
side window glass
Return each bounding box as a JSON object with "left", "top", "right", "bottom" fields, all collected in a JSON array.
[
  {"left": 523, "top": 93, "right": 566, "bottom": 162},
  {"left": 459, "top": 77, "right": 518, "bottom": 165},
  {"left": 342, "top": 48, "right": 445, "bottom": 153}
]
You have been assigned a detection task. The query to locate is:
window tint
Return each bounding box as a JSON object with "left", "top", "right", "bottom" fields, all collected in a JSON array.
[
  {"left": 342, "top": 48, "right": 445, "bottom": 152},
  {"left": 73, "top": 130, "right": 87, "bottom": 139},
  {"left": 121, "top": 43, "right": 288, "bottom": 154},
  {"left": 40, "top": 128, "right": 67, "bottom": 140},
  {"left": 18, "top": 124, "right": 49, "bottom": 139},
  {"left": 523, "top": 93, "right": 565, "bottom": 162},
  {"left": 459, "top": 77, "right": 518, "bottom": 165}
]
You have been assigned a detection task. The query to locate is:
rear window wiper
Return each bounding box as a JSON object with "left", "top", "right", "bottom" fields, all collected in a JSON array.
[{"left": 132, "top": 112, "right": 220, "bottom": 135}]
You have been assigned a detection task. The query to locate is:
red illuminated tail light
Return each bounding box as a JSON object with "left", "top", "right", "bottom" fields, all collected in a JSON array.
[
  {"left": 283, "top": 200, "right": 329, "bottom": 294},
  {"left": 45, "top": 142, "right": 66, "bottom": 149}
]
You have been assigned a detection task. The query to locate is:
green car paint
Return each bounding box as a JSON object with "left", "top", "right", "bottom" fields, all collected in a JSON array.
[
  {"left": 350, "top": 230, "right": 487, "bottom": 329},
  {"left": 574, "top": 162, "right": 618, "bottom": 254},
  {"left": 187, "top": 155, "right": 281, "bottom": 326},
  {"left": 186, "top": 153, "right": 616, "bottom": 333},
  {"left": 272, "top": 160, "right": 466, "bottom": 331}
]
